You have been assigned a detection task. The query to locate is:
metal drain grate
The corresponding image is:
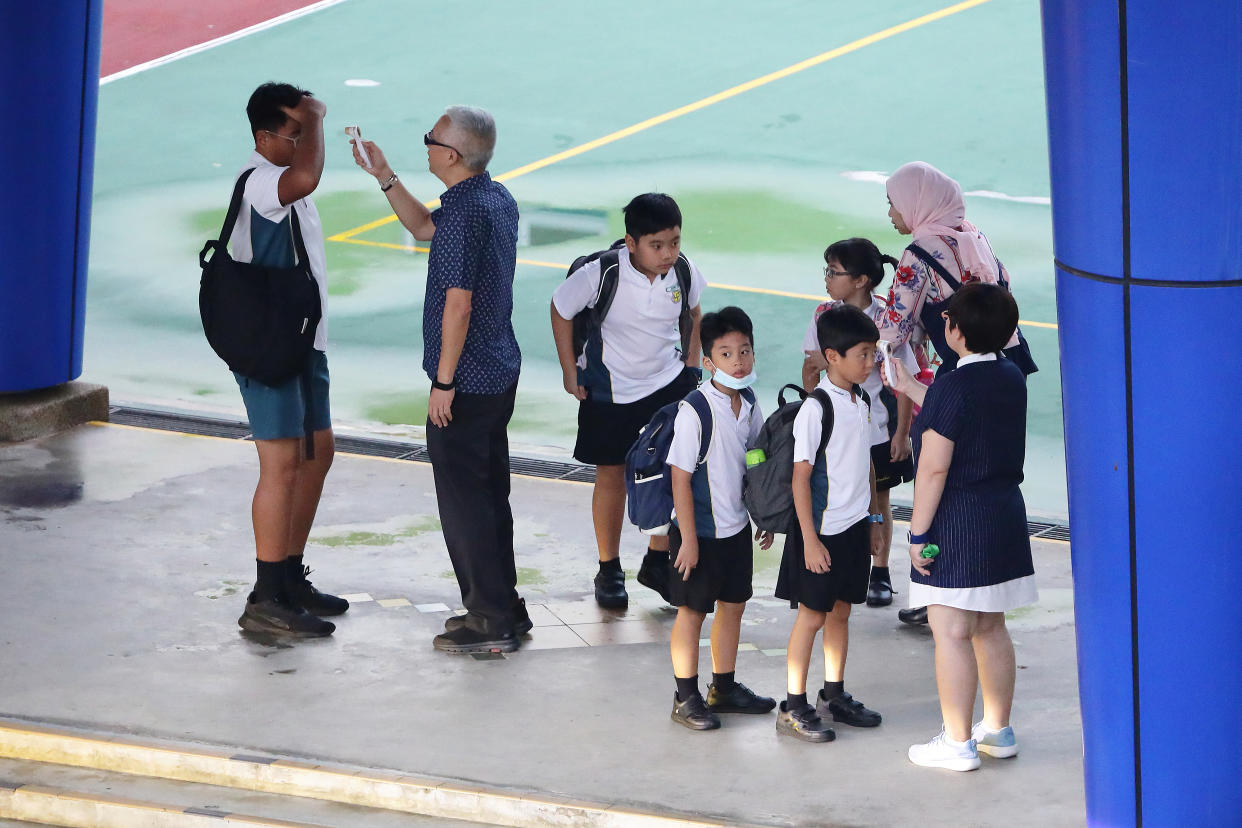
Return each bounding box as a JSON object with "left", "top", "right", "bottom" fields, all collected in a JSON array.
[{"left": 105, "top": 406, "right": 1071, "bottom": 539}]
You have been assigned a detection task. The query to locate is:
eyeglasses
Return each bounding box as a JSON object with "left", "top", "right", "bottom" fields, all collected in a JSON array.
[
  {"left": 424, "top": 130, "right": 462, "bottom": 155},
  {"left": 264, "top": 129, "right": 300, "bottom": 147},
  {"left": 824, "top": 267, "right": 853, "bottom": 279}
]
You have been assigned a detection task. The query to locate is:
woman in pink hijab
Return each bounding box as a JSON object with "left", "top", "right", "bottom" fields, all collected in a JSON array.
[{"left": 878, "top": 161, "right": 1033, "bottom": 377}]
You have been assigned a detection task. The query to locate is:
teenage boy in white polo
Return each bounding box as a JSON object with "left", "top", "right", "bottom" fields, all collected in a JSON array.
[
  {"left": 551, "top": 194, "right": 704, "bottom": 608},
  {"left": 232, "top": 82, "right": 347, "bottom": 637}
]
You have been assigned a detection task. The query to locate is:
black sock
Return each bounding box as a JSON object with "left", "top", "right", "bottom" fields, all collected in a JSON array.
[
  {"left": 786, "top": 692, "right": 808, "bottom": 711},
  {"left": 823, "top": 680, "right": 844, "bottom": 700},
  {"left": 646, "top": 547, "right": 668, "bottom": 561},
  {"left": 870, "top": 565, "right": 890, "bottom": 584},
  {"left": 284, "top": 554, "right": 306, "bottom": 588},
  {"left": 675, "top": 675, "right": 700, "bottom": 701},
  {"left": 599, "top": 558, "right": 622, "bottom": 574},
  {"left": 712, "top": 671, "right": 736, "bottom": 692},
  {"left": 255, "top": 560, "right": 285, "bottom": 601}
]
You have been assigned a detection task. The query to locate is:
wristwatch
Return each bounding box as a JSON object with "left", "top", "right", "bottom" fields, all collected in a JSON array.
[
  {"left": 431, "top": 377, "right": 457, "bottom": 391},
  {"left": 869, "top": 514, "right": 884, "bottom": 524},
  {"left": 908, "top": 530, "right": 931, "bottom": 544}
]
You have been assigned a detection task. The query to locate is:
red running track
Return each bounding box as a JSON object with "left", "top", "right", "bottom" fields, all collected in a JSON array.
[{"left": 101, "top": 0, "right": 325, "bottom": 77}]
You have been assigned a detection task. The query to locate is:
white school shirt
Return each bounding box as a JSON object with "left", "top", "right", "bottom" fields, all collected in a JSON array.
[
  {"left": 802, "top": 295, "right": 918, "bottom": 446},
  {"left": 666, "top": 380, "right": 763, "bottom": 538},
  {"left": 792, "top": 376, "right": 872, "bottom": 536},
  {"left": 229, "top": 152, "right": 329, "bottom": 350},
  {"left": 552, "top": 247, "right": 706, "bottom": 404}
]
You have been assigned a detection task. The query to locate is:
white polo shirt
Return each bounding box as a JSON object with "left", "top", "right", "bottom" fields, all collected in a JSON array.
[
  {"left": 666, "top": 382, "right": 763, "bottom": 538},
  {"left": 802, "top": 296, "right": 918, "bottom": 446},
  {"left": 552, "top": 247, "right": 706, "bottom": 404},
  {"left": 229, "top": 152, "right": 329, "bottom": 351},
  {"left": 792, "top": 377, "right": 872, "bottom": 536}
]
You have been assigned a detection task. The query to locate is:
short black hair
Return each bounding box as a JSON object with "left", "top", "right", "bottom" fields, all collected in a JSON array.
[
  {"left": 824, "top": 238, "right": 900, "bottom": 291},
  {"left": 817, "top": 303, "right": 879, "bottom": 356},
  {"left": 945, "top": 282, "right": 1019, "bottom": 354},
  {"left": 700, "top": 306, "right": 754, "bottom": 355},
  {"left": 247, "top": 82, "right": 311, "bottom": 137},
  {"left": 623, "top": 193, "right": 682, "bottom": 239}
]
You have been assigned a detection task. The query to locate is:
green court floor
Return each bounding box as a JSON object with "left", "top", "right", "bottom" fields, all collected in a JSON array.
[{"left": 87, "top": 0, "right": 1064, "bottom": 514}]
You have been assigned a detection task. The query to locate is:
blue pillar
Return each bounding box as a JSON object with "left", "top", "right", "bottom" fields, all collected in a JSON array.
[
  {"left": 1041, "top": 1, "right": 1242, "bottom": 825},
  {"left": 0, "top": 0, "right": 102, "bottom": 392}
]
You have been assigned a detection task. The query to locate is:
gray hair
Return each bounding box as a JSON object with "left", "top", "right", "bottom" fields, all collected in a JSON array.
[{"left": 443, "top": 105, "right": 496, "bottom": 172}]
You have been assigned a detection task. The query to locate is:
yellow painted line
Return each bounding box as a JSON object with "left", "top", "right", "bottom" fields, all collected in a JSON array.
[
  {"left": 329, "top": 236, "right": 1060, "bottom": 329},
  {"left": 327, "top": 0, "right": 992, "bottom": 241}
]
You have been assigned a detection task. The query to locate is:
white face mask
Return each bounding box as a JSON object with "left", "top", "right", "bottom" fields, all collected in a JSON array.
[{"left": 708, "top": 362, "right": 757, "bottom": 390}]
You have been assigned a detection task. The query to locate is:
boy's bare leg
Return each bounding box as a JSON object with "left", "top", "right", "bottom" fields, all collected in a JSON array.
[
  {"left": 286, "top": 428, "right": 335, "bottom": 557},
  {"left": 671, "top": 607, "right": 707, "bottom": 680},
  {"left": 873, "top": 489, "right": 892, "bottom": 568},
  {"left": 710, "top": 601, "right": 745, "bottom": 674},
  {"left": 928, "top": 604, "right": 979, "bottom": 742},
  {"left": 591, "top": 464, "right": 625, "bottom": 562},
  {"left": 822, "top": 600, "right": 853, "bottom": 682},
  {"left": 972, "top": 611, "right": 1016, "bottom": 731},
  {"left": 252, "top": 438, "right": 302, "bottom": 563},
  {"left": 786, "top": 606, "right": 826, "bottom": 694}
]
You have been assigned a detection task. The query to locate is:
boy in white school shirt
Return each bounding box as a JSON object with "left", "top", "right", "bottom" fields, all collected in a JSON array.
[
  {"left": 665, "top": 307, "right": 776, "bottom": 730},
  {"left": 774, "top": 303, "right": 886, "bottom": 742},
  {"left": 551, "top": 194, "right": 704, "bottom": 609}
]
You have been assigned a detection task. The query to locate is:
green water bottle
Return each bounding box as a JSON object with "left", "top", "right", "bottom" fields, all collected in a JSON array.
[{"left": 920, "top": 543, "right": 941, "bottom": 559}]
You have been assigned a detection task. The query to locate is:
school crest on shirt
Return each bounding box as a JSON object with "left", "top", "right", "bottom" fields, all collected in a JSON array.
[{"left": 666, "top": 283, "right": 682, "bottom": 304}]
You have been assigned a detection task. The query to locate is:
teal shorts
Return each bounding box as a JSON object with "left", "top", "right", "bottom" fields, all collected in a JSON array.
[{"left": 234, "top": 350, "right": 331, "bottom": 440}]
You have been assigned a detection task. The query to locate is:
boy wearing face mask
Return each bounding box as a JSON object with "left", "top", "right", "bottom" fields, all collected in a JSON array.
[{"left": 664, "top": 307, "right": 777, "bottom": 731}]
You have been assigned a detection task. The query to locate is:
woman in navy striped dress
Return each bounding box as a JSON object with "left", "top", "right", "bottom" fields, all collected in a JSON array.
[{"left": 888, "top": 282, "right": 1037, "bottom": 772}]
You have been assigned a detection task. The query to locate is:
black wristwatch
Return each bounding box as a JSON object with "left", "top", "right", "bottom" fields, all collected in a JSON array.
[{"left": 431, "top": 377, "right": 457, "bottom": 391}]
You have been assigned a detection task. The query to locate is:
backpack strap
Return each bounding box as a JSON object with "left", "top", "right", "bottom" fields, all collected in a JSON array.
[
  {"left": 684, "top": 388, "right": 714, "bottom": 467},
  {"left": 202, "top": 167, "right": 310, "bottom": 270},
  {"left": 810, "top": 388, "right": 835, "bottom": 460},
  {"left": 854, "top": 383, "right": 871, "bottom": 410},
  {"left": 591, "top": 248, "right": 622, "bottom": 330},
  {"left": 777, "top": 383, "right": 808, "bottom": 408},
  {"left": 906, "top": 243, "right": 962, "bottom": 293},
  {"left": 673, "top": 254, "right": 694, "bottom": 357}
]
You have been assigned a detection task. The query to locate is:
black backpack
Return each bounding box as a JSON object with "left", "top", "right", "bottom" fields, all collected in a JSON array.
[
  {"left": 566, "top": 239, "right": 695, "bottom": 368},
  {"left": 198, "top": 168, "right": 322, "bottom": 387},
  {"left": 743, "top": 382, "right": 869, "bottom": 533}
]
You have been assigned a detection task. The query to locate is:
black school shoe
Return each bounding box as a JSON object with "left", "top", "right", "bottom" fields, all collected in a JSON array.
[
  {"left": 238, "top": 592, "right": 335, "bottom": 638},
  {"left": 432, "top": 624, "right": 520, "bottom": 654},
  {"left": 706, "top": 682, "right": 777, "bottom": 714},
  {"left": 286, "top": 566, "right": 349, "bottom": 616},
  {"left": 671, "top": 693, "right": 721, "bottom": 731},
  {"left": 816, "top": 691, "right": 882, "bottom": 728},
  {"left": 444, "top": 599, "right": 534, "bottom": 636},
  {"left": 866, "top": 578, "right": 894, "bottom": 607},
  {"left": 636, "top": 548, "right": 671, "bottom": 602},
  {"left": 898, "top": 605, "right": 929, "bottom": 625},
  {"left": 775, "top": 701, "right": 835, "bottom": 742},
  {"left": 594, "top": 567, "right": 628, "bottom": 609}
]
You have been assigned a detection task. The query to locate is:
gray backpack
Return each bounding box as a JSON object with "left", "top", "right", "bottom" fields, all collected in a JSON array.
[{"left": 743, "top": 383, "right": 868, "bottom": 533}]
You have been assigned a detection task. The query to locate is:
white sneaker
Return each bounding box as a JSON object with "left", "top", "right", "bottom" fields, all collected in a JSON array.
[
  {"left": 972, "top": 722, "right": 1019, "bottom": 758},
  {"left": 908, "top": 729, "right": 981, "bottom": 771}
]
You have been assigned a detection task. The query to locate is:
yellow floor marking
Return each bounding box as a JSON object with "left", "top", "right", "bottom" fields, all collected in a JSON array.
[
  {"left": 327, "top": 0, "right": 993, "bottom": 241},
  {"left": 328, "top": 236, "right": 1059, "bottom": 329}
]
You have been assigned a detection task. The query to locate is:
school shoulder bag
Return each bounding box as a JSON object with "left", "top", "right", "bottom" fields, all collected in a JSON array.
[{"left": 198, "top": 168, "right": 322, "bottom": 387}]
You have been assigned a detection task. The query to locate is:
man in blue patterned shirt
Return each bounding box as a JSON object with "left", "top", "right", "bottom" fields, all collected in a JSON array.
[{"left": 353, "top": 107, "right": 525, "bottom": 654}]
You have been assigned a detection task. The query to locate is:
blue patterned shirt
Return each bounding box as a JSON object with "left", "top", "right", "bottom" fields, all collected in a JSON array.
[{"left": 424, "top": 172, "right": 521, "bottom": 394}]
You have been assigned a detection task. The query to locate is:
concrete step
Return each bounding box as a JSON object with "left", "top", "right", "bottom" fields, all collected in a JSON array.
[{"left": 0, "top": 757, "right": 484, "bottom": 827}]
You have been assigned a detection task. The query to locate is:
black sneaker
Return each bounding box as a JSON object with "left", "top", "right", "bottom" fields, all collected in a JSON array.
[
  {"left": 670, "top": 693, "right": 721, "bottom": 731},
  {"left": 898, "top": 605, "right": 929, "bottom": 625},
  {"left": 706, "top": 682, "right": 777, "bottom": 714},
  {"left": 594, "top": 567, "right": 628, "bottom": 609},
  {"left": 445, "top": 599, "right": 534, "bottom": 636},
  {"left": 286, "top": 566, "right": 349, "bottom": 616},
  {"left": 636, "top": 548, "right": 671, "bottom": 602},
  {"left": 817, "top": 690, "right": 882, "bottom": 728},
  {"left": 238, "top": 592, "right": 335, "bottom": 638},
  {"left": 775, "top": 701, "right": 835, "bottom": 742},
  {"left": 866, "top": 579, "right": 893, "bottom": 607},
  {"left": 432, "top": 624, "right": 519, "bottom": 654}
]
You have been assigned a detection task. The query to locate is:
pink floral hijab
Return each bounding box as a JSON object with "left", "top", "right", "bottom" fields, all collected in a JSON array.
[{"left": 886, "top": 161, "right": 999, "bottom": 284}]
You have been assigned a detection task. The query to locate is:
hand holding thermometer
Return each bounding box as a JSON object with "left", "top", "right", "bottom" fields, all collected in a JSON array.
[
  {"left": 877, "top": 340, "right": 898, "bottom": 387},
  {"left": 345, "top": 126, "right": 372, "bottom": 169}
]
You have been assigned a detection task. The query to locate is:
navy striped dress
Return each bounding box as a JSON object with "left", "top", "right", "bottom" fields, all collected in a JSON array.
[{"left": 911, "top": 356, "right": 1034, "bottom": 595}]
